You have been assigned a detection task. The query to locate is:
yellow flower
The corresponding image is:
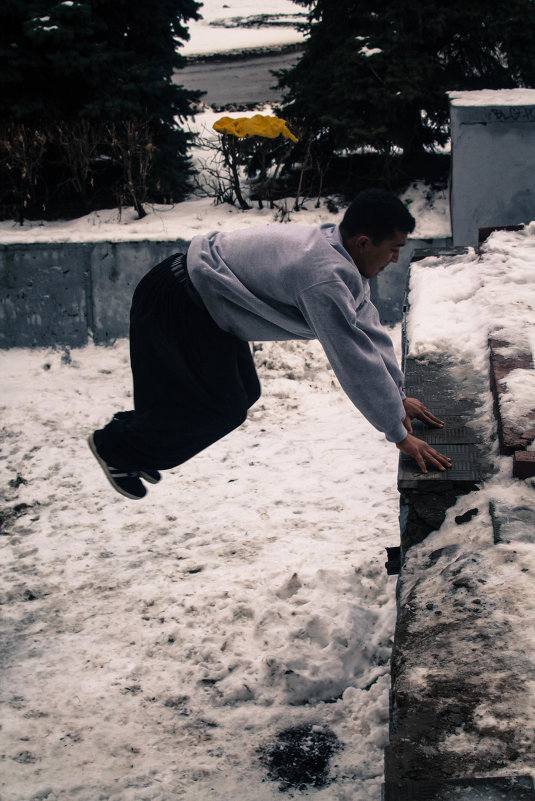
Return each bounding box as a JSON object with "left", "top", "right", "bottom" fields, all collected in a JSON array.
[{"left": 213, "top": 114, "right": 298, "bottom": 142}]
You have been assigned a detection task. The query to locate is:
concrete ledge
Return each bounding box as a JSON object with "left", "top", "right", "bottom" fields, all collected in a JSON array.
[
  {"left": 386, "top": 500, "right": 535, "bottom": 788},
  {"left": 0, "top": 239, "right": 188, "bottom": 347},
  {"left": 383, "top": 775, "right": 535, "bottom": 800},
  {"left": 0, "top": 243, "right": 90, "bottom": 348},
  {"left": 0, "top": 235, "right": 453, "bottom": 348},
  {"left": 384, "top": 248, "right": 535, "bottom": 793}
]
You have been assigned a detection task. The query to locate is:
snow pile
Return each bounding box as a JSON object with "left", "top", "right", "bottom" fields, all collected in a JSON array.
[
  {"left": 449, "top": 88, "right": 535, "bottom": 107},
  {"left": 499, "top": 367, "right": 535, "bottom": 433},
  {"left": 399, "top": 182, "right": 451, "bottom": 239},
  {"left": 406, "top": 224, "right": 535, "bottom": 451},
  {"left": 1, "top": 335, "right": 401, "bottom": 801},
  {"left": 407, "top": 223, "right": 535, "bottom": 375},
  {"left": 0, "top": 193, "right": 342, "bottom": 244}
]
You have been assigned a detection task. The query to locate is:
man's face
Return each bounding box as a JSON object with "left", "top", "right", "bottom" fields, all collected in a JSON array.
[{"left": 343, "top": 229, "right": 407, "bottom": 279}]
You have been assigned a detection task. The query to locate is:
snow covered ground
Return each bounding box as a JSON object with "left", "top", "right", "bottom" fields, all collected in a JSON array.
[
  {"left": 181, "top": 0, "right": 306, "bottom": 56},
  {"left": 3, "top": 226, "right": 535, "bottom": 800},
  {"left": 1, "top": 13, "right": 406, "bottom": 784},
  {"left": 1, "top": 334, "right": 401, "bottom": 801}
]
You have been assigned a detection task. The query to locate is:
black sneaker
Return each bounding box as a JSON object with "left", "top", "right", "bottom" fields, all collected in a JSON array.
[
  {"left": 138, "top": 468, "right": 161, "bottom": 484},
  {"left": 88, "top": 432, "right": 147, "bottom": 500}
]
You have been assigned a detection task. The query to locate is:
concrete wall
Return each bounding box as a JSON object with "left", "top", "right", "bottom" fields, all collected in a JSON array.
[
  {"left": 450, "top": 90, "right": 535, "bottom": 247},
  {"left": 0, "top": 240, "right": 187, "bottom": 348},
  {"left": 370, "top": 237, "right": 452, "bottom": 324},
  {"left": 0, "top": 234, "right": 452, "bottom": 348}
]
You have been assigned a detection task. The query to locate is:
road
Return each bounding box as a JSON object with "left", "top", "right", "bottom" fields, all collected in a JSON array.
[{"left": 174, "top": 50, "right": 301, "bottom": 106}]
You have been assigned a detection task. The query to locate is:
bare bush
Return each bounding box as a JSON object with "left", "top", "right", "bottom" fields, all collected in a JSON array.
[
  {"left": 0, "top": 124, "right": 48, "bottom": 224},
  {"left": 106, "top": 121, "right": 156, "bottom": 219}
]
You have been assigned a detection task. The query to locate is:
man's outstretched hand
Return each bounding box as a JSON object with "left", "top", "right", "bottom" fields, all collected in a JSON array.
[
  {"left": 402, "top": 397, "right": 444, "bottom": 434},
  {"left": 399, "top": 397, "right": 451, "bottom": 473},
  {"left": 396, "top": 433, "right": 452, "bottom": 474}
]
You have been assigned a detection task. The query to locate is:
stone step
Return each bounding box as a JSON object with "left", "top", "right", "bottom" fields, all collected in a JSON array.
[
  {"left": 399, "top": 444, "right": 483, "bottom": 488},
  {"left": 383, "top": 775, "right": 535, "bottom": 801}
]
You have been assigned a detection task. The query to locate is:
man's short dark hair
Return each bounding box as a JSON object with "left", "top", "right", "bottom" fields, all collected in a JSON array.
[{"left": 340, "top": 188, "right": 416, "bottom": 242}]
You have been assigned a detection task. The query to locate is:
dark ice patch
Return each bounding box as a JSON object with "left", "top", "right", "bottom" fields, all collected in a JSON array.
[
  {"left": 455, "top": 507, "right": 479, "bottom": 525},
  {"left": 258, "top": 723, "right": 342, "bottom": 791}
]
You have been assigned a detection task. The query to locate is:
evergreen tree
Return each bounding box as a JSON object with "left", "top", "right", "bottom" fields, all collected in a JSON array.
[
  {"left": 0, "top": 0, "right": 201, "bottom": 216},
  {"left": 279, "top": 0, "right": 535, "bottom": 172}
]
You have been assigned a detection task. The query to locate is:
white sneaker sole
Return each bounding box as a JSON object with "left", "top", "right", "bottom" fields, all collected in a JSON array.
[{"left": 138, "top": 470, "right": 161, "bottom": 485}]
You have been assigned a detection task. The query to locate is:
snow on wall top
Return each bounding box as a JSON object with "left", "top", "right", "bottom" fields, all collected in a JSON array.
[{"left": 448, "top": 88, "right": 535, "bottom": 107}]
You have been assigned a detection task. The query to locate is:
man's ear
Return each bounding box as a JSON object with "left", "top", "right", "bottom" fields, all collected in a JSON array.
[{"left": 349, "top": 234, "right": 371, "bottom": 251}]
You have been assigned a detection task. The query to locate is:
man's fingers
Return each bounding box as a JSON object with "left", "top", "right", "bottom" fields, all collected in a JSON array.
[
  {"left": 397, "top": 433, "right": 452, "bottom": 474},
  {"left": 417, "top": 408, "right": 444, "bottom": 427},
  {"left": 423, "top": 413, "right": 444, "bottom": 427},
  {"left": 422, "top": 445, "right": 452, "bottom": 472},
  {"left": 425, "top": 454, "right": 448, "bottom": 471},
  {"left": 403, "top": 398, "right": 444, "bottom": 428}
]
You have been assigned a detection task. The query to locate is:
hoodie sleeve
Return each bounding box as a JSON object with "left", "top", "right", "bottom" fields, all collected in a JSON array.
[
  {"left": 356, "top": 288, "right": 406, "bottom": 401},
  {"left": 297, "top": 279, "right": 407, "bottom": 443}
]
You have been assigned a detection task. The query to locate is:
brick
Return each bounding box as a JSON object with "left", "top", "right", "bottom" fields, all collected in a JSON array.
[
  {"left": 513, "top": 451, "right": 535, "bottom": 479},
  {"left": 488, "top": 338, "right": 535, "bottom": 454}
]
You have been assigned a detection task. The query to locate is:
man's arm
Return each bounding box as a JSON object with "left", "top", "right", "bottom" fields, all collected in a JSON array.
[
  {"left": 357, "top": 309, "right": 454, "bottom": 473},
  {"left": 297, "top": 281, "right": 409, "bottom": 443},
  {"left": 297, "top": 283, "right": 453, "bottom": 472},
  {"left": 353, "top": 287, "right": 406, "bottom": 398}
]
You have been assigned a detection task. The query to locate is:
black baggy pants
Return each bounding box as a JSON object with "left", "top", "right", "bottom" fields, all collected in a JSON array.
[{"left": 94, "top": 253, "right": 261, "bottom": 471}]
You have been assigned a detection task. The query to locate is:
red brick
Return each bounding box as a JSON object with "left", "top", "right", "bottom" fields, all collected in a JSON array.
[
  {"left": 513, "top": 451, "right": 535, "bottom": 479},
  {"left": 488, "top": 338, "right": 535, "bottom": 455}
]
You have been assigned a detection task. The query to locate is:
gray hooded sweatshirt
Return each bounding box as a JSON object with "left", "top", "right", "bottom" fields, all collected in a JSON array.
[{"left": 187, "top": 222, "right": 407, "bottom": 444}]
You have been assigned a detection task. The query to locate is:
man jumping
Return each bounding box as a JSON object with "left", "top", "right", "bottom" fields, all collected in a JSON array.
[{"left": 88, "top": 188, "right": 451, "bottom": 500}]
